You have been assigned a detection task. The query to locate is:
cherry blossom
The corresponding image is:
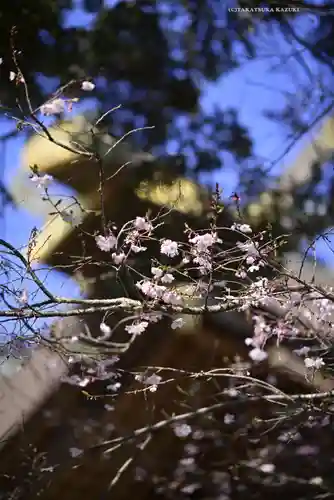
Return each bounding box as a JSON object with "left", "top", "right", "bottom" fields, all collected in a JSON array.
[
  {"left": 160, "top": 239, "right": 179, "bottom": 257},
  {"left": 40, "top": 98, "right": 65, "bottom": 116},
  {"left": 60, "top": 210, "right": 84, "bottom": 227},
  {"left": 81, "top": 81, "right": 95, "bottom": 91},
  {"left": 151, "top": 266, "right": 164, "bottom": 279},
  {"left": 125, "top": 321, "right": 149, "bottom": 335},
  {"left": 131, "top": 244, "right": 147, "bottom": 253},
  {"left": 189, "top": 232, "right": 221, "bottom": 252},
  {"left": 231, "top": 223, "right": 252, "bottom": 234},
  {"left": 95, "top": 233, "right": 117, "bottom": 252},
  {"left": 134, "top": 216, "right": 152, "bottom": 232},
  {"left": 162, "top": 290, "right": 183, "bottom": 306},
  {"left": 136, "top": 280, "right": 166, "bottom": 299},
  {"left": 304, "top": 357, "right": 325, "bottom": 369},
  {"left": 259, "top": 463, "right": 275, "bottom": 473},
  {"left": 249, "top": 347, "right": 268, "bottom": 362},
  {"left": 171, "top": 317, "right": 185, "bottom": 329},
  {"left": 30, "top": 173, "right": 53, "bottom": 189},
  {"left": 161, "top": 273, "right": 174, "bottom": 284},
  {"left": 112, "top": 252, "right": 126, "bottom": 264},
  {"left": 173, "top": 422, "right": 192, "bottom": 438}
]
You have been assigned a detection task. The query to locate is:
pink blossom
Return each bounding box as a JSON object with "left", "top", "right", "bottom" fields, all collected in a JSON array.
[
  {"left": 95, "top": 233, "right": 117, "bottom": 252},
  {"left": 259, "top": 463, "right": 275, "bottom": 473},
  {"left": 162, "top": 290, "right": 183, "bottom": 306},
  {"left": 60, "top": 210, "right": 83, "bottom": 227},
  {"left": 151, "top": 267, "right": 164, "bottom": 279},
  {"left": 136, "top": 280, "right": 166, "bottom": 299},
  {"left": 189, "top": 232, "right": 221, "bottom": 252},
  {"left": 160, "top": 239, "right": 179, "bottom": 258},
  {"left": 134, "top": 216, "right": 152, "bottom": 232},
  {"left": 161, "top": 273, "right": 174, "bottom": 284}
]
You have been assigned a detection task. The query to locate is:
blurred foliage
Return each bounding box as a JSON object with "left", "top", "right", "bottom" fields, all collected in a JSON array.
[
  {"left": 0, "top": 1, "right": 331, "bottom": 175},
  {"left": 0, "top": 0, "right": 257, "bottom": 179}
]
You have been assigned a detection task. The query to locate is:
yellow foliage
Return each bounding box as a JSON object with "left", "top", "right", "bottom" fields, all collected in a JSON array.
[
  {"left": 22, "top": 116, "right": 88, "bottom": 174},
  {"left": 136, "top": 178, "right": 204, "bottom": 217}
]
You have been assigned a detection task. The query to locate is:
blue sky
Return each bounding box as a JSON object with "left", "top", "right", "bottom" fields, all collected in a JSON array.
[{"left": 1, "top": 2, "right": 333, "bottom": 306}]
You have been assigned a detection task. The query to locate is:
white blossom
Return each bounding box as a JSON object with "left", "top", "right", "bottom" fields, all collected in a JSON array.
[
  {"left": 60, "top": 210, "right": 84, "bottom": 227},
  {"left": 107, "top": 382, "right": 121, "bottom": 391},
  {"left": 163, "top": 290, "right": 183, "bottom": 306},
  {"left": 173, "top": 422, "right": 192, "bottom": 438},
  {"left": 309, "top": 477, "right": 323, "bottom": 485},
  {"left": 259, "top": 463, "right": 275, "bottom": 473},
  {"left": 171, "top": 317, "right": 185, "bottom": 329},
  {"left": 125, "top": 321, "right": 149, "bottom": 335},
  {"left": 193, "top": 254, "right": 212, "bottom": 274},
  {"left": 136, "top": 280, "right": 166, "bottom": 299},
  {"left": 249, "top": 347, "right": 268, "bottom": 362},
  {"left": 78, "top": 377, "right": 90, "bottom": 387},
  {"left": 41, "top": 98, "right": 65, "bottom": 115},
  {"left": 134, "top": 216, "right": 152, "bottom": 232},
  {"left": 81, "top": 81, "right": 95, "bottom": 91},
  {"left": 248, "top": 264, "right": 261, "bottom": 273},
  {"left": 95, "top": 233, "right": 117, "bottom": 252},
  {"left": 30, "top": 173, "right": 53, "bottom": 189},
  {"left": 161, "top": 273, "right": 174, "bottom": 284},
  {"left": 131, "top": 244, "right": 147, "bottom": 253},
  {"left": 9, "top": 71, "right": 16, "bottom": 81},
  {"left": 151, "top": 266, "right": 164, "bottom": 279},
  {"left": 237, "top": 240, "right": 259, "bottom": 257},
  {"left": 231, "top": 223, "right": 252, "bottom": 234},
  {"left": 304, "top": 357, "right": 324, "bottom": 369},
  {"left": 189, "top": 232, "right": 221, "bottom": 252},
  {"left": 143, "top": 312, "right": 163, "bottom": 323},
  {"left": 112, "top": 252, "right": 126, "bottom": 265},
  {"left": 160, "top": 239, "right": 179, "bottom": 258},
  {"left": 235, "top": 269, "right": 247, "bottom": 279}
]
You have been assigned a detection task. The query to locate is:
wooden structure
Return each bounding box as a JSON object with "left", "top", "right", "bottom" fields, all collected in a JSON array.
[{"left": 1, "top": 115, "right": 334, "bottom": 499}]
